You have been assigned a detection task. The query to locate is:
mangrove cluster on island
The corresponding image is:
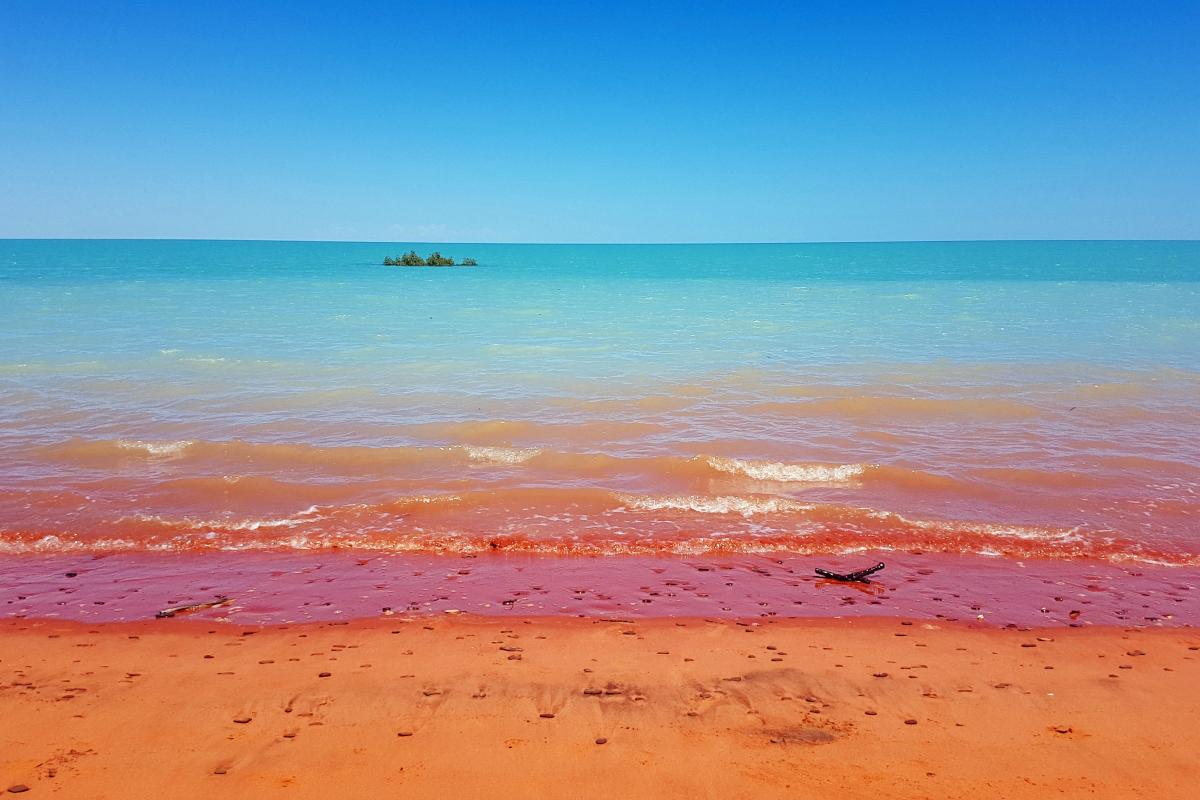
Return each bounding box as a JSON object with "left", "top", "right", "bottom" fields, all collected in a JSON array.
[{"left": 383, "top": 251, "right": 477, "bottom": 267}]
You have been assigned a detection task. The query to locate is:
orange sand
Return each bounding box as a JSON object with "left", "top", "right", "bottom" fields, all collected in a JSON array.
[{"left": 1, "top": 616, "right": 1198, "bottom": 799}]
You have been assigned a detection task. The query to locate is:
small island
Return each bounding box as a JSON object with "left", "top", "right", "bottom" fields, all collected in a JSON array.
[{"left": 383, "top": 251, "right": 477, "bottom": 267}]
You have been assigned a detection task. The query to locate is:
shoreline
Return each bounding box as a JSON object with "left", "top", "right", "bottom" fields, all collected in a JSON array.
[
  {"left": 2, "top": 614, "right": 1198, "bottom": 798},
  {"left": 4, "top": 550, "right": 1197, "bottom": 628}
]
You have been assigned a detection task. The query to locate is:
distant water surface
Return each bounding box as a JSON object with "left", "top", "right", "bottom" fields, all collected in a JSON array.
[{"left": 1, "top": 240, "right": 1198, "bottom": 565}]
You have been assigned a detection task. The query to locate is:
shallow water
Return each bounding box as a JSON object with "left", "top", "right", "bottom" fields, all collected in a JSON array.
[{"left": 2, "top": 240, "right": 1198, "bottom": 570}]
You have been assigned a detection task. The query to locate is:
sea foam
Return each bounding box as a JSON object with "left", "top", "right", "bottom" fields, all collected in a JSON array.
[
  {"left": 116, "top": 439, "right": 194, "bottom": 457},
  {"left": 704, "top": 456, "right": 867, "bottom": 482},
  {"left": 459, "top": 446, "right": 541, "bottom": 464},
  {"left": 617, "top": 494, "right": 812, "bottom": 516}
]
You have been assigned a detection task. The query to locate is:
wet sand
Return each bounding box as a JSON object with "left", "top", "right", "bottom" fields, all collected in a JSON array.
[
  {"left": 5, "top": 552, "right": 1197, "bottom": 626},
  {"left": 2, "top": 615, "right": 1198, "bottom": 799}
]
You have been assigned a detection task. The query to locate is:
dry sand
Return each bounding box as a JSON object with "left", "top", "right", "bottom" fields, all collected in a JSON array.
[{"left": 1, "top": 616, "right": 1198, "bottom": 799}]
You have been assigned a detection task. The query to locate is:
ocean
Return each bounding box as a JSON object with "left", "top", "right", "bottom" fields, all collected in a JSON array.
[{"left": 2, "top": 239, "right": 1198, "bottom": 623}]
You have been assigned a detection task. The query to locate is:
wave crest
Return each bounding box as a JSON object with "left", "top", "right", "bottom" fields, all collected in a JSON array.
[
  {"left": 616, "top": 493, "right": 813, "bottom": 516},
  {"left": 459, "top": 445, "right": 541, "bottom": 464},
  {"left": 703, "top": 456, "right": 867, "bottom": 483},
  {"left": 116, "top": 439, "right": 194, "bottom": 457}
]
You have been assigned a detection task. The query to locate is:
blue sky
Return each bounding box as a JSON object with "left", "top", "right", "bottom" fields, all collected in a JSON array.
[{"left": 1, "top": 1, "right": 1197, "bottom": 242}]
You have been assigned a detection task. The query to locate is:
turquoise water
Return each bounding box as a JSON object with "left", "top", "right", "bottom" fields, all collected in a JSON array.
[
  {"left": 1, "top": 240, "right": 1198, "bottom": 563},
  {"left": 4, "top": 240, "right": 1198, "bottom": 390}
]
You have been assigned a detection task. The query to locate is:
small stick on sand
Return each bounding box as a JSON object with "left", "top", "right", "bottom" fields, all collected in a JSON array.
[
  {"left": 155, "top": 596, "right": 232, "bottom": 619},
  {"left": 815, "top": 562, "right": 885, "bottom": 584}
]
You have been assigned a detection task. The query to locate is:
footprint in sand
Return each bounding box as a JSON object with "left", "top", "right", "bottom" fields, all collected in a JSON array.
[
  {"left": 762, "top": 726, "right": 838, "bottom": 745},
  {"left": 682, "top": 680, "right": 727, "bottom": 718},
  {"left": 287, "top": 692, "right": 334, "bottom": 724},
  {"left": 532, "top": 685, "right": 572, "bottom": 719},
  {"left": 393, "top": 685, "right": 450, "bottom": 735}
]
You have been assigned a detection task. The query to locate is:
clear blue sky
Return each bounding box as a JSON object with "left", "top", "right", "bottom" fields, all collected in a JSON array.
[{"left": 2, "top": 1, "right": 1197, "bottom": 242}]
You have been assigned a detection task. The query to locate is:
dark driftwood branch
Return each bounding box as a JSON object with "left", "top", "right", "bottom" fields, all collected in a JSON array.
[
  {"left": 815, "top": 562, "right": 886, "bottom": 584},
  {"left": 155, "top": 596, "right": 231, "bottom": 619}
]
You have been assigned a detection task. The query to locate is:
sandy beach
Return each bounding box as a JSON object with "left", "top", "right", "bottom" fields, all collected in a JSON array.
[
  {"left": 5, "top": 1, "right": 1198, "bottom": 797},
  {"left": 2, "top": 615, "right": 1197, "bottom": 798}
]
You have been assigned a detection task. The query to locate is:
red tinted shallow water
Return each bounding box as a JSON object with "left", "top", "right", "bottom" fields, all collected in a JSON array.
[
  {"left": 3, "top": 552, "right": 1196, "bottom": 628},
  {"left": 5, "top": 415, "right": 1198, "bottom": 565},
  {"left": 5, "top": 375, "right": 1199, "bottom": 613}
]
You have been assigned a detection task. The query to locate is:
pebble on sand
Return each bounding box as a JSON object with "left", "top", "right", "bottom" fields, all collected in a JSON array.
[
  {"left": 318, "top": 672, "right": 332, "bottom": 677},
  {"left": 7, "top": 787, "right": 30, "bottom": 795},
  {"left": 595, "top": 737, "right": 608, "bottom": 745}
]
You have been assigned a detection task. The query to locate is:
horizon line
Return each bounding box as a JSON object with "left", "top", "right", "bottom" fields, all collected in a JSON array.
[{"left": 3, "top": 237, "right": 1198, "bottom": 246}]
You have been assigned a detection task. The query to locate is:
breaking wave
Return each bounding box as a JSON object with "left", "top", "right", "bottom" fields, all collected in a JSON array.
[
  {"left": 703, "top": 456, "right": 867, "bottom": 483},
  {"left": 0, "top": 488, "right": 1192, "bottom": 566},
  {"left": 116, "top": 439, "right": 194, "bottom": 457},
  {"left": 616, "top": 493, "right": 814, "bottom": 515},
  {"left": 459, "top": 445, "right": 542, "bottom": 464}
]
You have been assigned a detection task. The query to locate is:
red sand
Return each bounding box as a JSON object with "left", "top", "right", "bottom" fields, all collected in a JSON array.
[
  {"left": 4, "top": 552, "right": 1198, "bottom": 797},
  {"left": 2, "top": 615, "right": 1198, "bottom": 798}
]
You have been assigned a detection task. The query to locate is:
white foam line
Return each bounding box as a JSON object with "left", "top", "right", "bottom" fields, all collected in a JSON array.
[{"left": 704, "top": 456, "right": 867, "bottom": 482}]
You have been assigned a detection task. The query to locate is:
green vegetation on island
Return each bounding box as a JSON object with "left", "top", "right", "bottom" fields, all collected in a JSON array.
[{"left": 383, "top": 251, "right": 477, "bottom": 267}]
